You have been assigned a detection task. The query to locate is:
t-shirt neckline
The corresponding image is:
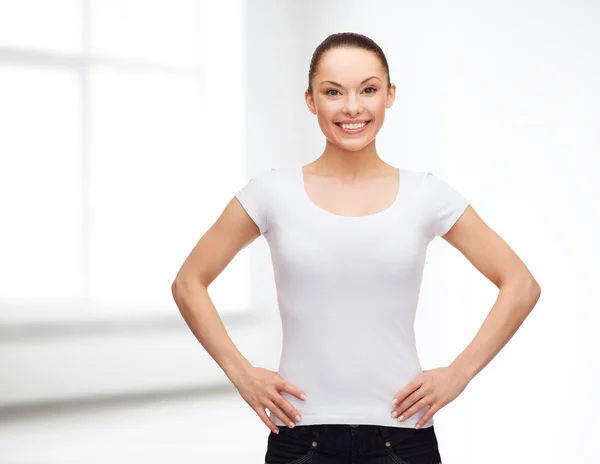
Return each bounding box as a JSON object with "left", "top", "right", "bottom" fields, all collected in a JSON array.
[{"left": 298, "top": 165, "right": 403, "bottom": 219}]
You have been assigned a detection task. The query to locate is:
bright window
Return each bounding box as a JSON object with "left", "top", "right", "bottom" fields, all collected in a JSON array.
[{"left": 0, "top": 0, "right": 250, "bottom": 325}]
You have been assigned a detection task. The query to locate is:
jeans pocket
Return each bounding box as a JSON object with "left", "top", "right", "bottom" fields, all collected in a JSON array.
[
  {"left": 378, "top": 426, "right": 441, "bottom": 464},
  {"left": 265, "top": 426, "right": 319, "bottom": 464}
]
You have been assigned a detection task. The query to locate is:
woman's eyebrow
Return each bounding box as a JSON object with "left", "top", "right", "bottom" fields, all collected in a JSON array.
[{"left": 320, "top": 76, "right": 380, "bottom": 87}]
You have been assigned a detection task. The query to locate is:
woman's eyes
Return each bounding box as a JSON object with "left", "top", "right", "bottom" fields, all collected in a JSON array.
[{"left": 325, "top": 87, "right": 377, "bottom": 96}]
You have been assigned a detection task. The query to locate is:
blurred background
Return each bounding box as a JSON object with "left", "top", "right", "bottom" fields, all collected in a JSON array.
[{"left": 0, "top": 1, "right": 598, "bottom": 463}]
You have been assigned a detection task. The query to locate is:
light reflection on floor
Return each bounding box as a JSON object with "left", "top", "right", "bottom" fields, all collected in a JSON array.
[{"left": 0, "top": 390, "right": 268, "bottom": 463}]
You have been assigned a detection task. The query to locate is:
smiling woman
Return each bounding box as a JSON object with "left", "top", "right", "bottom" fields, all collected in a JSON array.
[
  {"left": 172, "top": 30, "right": 540, "bottom": 464},
  {"left": 305, "top": 41, "right": 394, "bottom": 152},
  {"left": 260, "top": 32, "right": 449, "bottom": 463}
]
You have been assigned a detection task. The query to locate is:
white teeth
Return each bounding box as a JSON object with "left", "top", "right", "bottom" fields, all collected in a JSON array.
[{"left": 339, "top": 122, "right": 367, "bottom": 130}]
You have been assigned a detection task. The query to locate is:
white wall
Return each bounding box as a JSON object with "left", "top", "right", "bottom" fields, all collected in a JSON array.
[{"left": 0, "top": 0, "right": 303, "bottom": 409}]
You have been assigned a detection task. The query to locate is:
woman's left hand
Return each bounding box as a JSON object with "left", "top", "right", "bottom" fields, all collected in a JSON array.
[{"left": 390, "top": 365, "right": 471, "bottom": 429}]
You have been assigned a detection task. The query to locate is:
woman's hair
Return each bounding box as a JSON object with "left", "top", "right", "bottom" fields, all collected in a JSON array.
[{"left": 307, "top": 32, "right": 391, "bottom": 96}]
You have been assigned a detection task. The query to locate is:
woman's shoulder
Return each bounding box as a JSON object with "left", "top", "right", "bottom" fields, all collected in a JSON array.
[
  {"left": 402, "top": 168, "right": 454, "bottom": 189},
  {"left": 238, "top": 165, "right": 298, "bottom": 197},
  {"left": 248, "top": 164, "right": 298, "bottom": 176}
]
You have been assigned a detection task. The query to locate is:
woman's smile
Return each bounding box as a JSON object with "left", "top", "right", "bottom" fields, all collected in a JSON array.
[{"left": 334, "top": 120, "right": 372, "bottom": 134}]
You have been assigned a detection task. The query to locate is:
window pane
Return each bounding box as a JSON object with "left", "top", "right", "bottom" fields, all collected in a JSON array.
[
  {"left": 0, "top": 0, "right": 82, "bottom": 54},
  {"left": 90, "top": 0, "right": 199, "bottom": 67},
  {"left": 0, "top": 65, "right": 82, "bottom": 305},
  {"left": 88, "top": 66, "right": 247, "bottom": 318}
]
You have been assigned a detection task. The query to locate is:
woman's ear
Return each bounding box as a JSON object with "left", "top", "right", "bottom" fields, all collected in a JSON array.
[
  {"left": 305, "top": 90, "right": 317, "bottom": 115},
  {"left": 386, "top": 83, "right": 396, "bottom": 109}
]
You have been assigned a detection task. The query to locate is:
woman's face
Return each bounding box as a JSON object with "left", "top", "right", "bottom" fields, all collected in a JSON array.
[{"left": 305, "top": 47, "right": 396, "bottom": 151}]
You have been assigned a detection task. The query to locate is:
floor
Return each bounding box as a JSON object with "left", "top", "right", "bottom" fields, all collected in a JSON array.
[{"left": 0, "top": 389, "right": 269, "bottom": 463}]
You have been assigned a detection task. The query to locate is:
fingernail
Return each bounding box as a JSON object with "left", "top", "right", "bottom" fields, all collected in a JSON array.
[
  {"left": 392, "top": 398, "right": 398, "bottom": 405},
  {"left": 274, "top": 429, "right": 279, "bottom": 434},
  {"left": 301, "top": 394, "right": 307, "bottom": 400},
  {"left": 296, "top": 415, "right": 302, "bottom": 421},
  {"left": 398, "top": 415, "right": 404, "bottom": 422},
  {"left": 415, "top": 424, "right": 421, "bottom": 429},
  {"left": 391, "top": 411, "right": 398, "bottom": 418}
]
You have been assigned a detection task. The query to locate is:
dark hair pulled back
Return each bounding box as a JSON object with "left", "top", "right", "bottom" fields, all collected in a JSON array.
[{"left": 307, "top": 32, "right": 391, "bottom": 96}]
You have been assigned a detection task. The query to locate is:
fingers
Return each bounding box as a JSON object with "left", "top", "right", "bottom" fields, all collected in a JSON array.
[
  {"left": 253, "top": 405, "right": 280, "bottom": 435},
  {"left": 273, "top": 391, "right": 304, "bottom": 421},
  {"left": 415, "top": 403, "right": 440, "bottom": 429},
  {"left": 263, "top": 380, "right": 303, "bottom": 428},
  {"left": 279, "top": 378, "right": 308, "bottom": 402},
  {"left": 391, "top": 389, "right": 426, "bottom": 422},
  {"left": 394, "top": 397, "right": 430, "bottom": 423},
  {"left": 254, "top": 393, "right": 303, "bottom": 435},
  {"left": 252, "top": 371, "right": 307, "bottom": 434},
  {"left": 392, "top": 378, "right": 421, "bottom": 406},
  {"left": 266, "top": 398, "right": 298, "bottom": 429}
]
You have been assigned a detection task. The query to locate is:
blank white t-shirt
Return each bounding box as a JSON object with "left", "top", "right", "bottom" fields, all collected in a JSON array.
[{"left": 235, "top": 165, "right": 469, "bottom": 429}]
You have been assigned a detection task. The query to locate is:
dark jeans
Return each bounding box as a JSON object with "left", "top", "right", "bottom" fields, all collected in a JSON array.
[{"left": 265, "top": 423, "right": 442, "bottom": 464}]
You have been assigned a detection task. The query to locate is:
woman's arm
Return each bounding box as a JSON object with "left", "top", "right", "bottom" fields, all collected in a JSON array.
[
  {"left": 171, "top": 195, "right": 308, "bottom": 433},
  {"left": 443, "top": 205, "right": 542, "bottom": 382},
  {"left": 171, "top": 196, "right": 261, "bottom": 382}
]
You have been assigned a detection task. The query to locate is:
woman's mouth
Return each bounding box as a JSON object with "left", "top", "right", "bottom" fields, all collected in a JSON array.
[{"left": 335, "top": 120, "right": 371, "bottom": 134}]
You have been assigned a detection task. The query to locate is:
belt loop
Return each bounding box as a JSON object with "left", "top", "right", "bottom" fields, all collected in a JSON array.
[
  {"left": 378, "top": 425, "right": 391, "bottom": 440},
  {"left": 310, "top": 425, "right": 322, "bottom": 438}
]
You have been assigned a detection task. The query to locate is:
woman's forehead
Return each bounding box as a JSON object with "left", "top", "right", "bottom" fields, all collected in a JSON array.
[{"left": 318, "top": 48, "right": 382, "bottom": 80}]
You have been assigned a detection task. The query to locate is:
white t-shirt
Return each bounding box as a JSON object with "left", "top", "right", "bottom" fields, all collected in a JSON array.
[{"left": 234, "top": 165, "right": 469, "bottom": 429}]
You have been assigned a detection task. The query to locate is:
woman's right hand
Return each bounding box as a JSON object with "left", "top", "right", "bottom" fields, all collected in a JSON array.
[{"left": 230, "top": 365, "right": 307, "bottom": 434}]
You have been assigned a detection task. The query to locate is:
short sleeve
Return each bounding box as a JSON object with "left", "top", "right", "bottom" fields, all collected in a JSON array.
[
  {"left": 234, "top": 169, "right": 273, "bottom": 235},
  {"left": 422, "top": 171, "right": 469, "bottom": 239}
]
